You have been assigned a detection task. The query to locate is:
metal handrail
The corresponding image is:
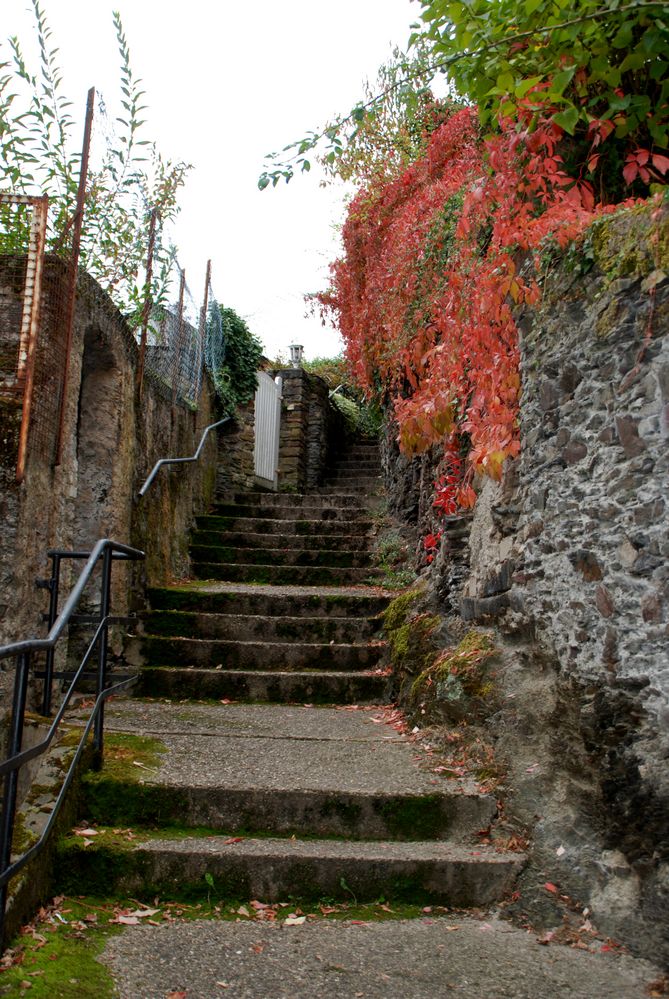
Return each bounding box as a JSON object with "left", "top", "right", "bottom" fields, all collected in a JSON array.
[
  {"left": 138, "top": 416, "right": 230, "bottom": 497},
  {"left": 0, "top": 539, "right": 144, "bottom": 943}
]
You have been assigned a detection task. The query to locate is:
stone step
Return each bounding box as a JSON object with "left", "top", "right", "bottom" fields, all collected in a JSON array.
[
  {"left": 143, "top": 610, "right": 381, "bottom": 644},
  {"left": 324, "top": 475, "right": 382, "bottom": 488},
  {"left": 190, "top": 542, "right": 375, "bottom": 570},
  {"left": 131, "top": 635, "right": 385, "bottom": 671},
  {"left": 217, "top": 492, "right": 365, "bottom": 509},
  {"left": 212, "top": 503, "right": 369, "bottom": 521},
  {"left": 137, "top": 666, "right": 389, "bottom": 704},
  {"left": 192, "top": 562, "right": 383, "bottom": 586},
  {"left": 59, "top": 832, "right": 523, "bottom": 907},
  {"left": 75, "top": 701, "right": 497, "bottom": 841},
  {"left": 330, "top": 460, "right": 381, "bottom": 472},
  {"left": 196, "top": 515, "right": 374, "bottom": 537},
  {"left": 147, "top": 585, "right": 390, "bottom": 619},
  {"left": 192, "top": 530, "right": 374, "bottom": 552}
]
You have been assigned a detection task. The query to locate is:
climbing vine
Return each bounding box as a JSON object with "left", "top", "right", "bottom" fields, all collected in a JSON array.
[{"left": 319, "top": 102, "right": 643, "bottom": 508}]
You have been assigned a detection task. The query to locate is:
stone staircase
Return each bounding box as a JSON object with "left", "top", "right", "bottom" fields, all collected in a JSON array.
[{"left": 58, "top": 437, "right": 523, "bottom": 911}]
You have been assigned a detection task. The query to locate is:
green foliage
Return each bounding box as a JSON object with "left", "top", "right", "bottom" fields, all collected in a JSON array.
[
  {"left": 210, "top": 304, "right": 263, "bottom": 416},
  {"left": 319, "top": 42, "right": 458, "bottom": 186},
  {"left": 372, "top": 527, "right": 417, "bottom": 590},
  {"left": 302, "top": 353, "right": 352, "bottom": 389},
  {"left": 416, "top": 0, "right": 668, "bottom": 192},
  {"left": 0, "top": 2, "right": 190, "bottom": 321}
]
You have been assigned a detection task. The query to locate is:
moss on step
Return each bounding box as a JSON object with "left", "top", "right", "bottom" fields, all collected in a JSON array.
[
  {"left": 374, "top": 794, "right": 452, "bottom": 840},
  {"left": 78, "top": 731, "right": 183, "bottom": 828}
]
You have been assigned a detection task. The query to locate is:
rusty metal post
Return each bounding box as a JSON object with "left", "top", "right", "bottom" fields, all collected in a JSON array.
[
  {"left": 55, "top": 87, "right": 95, "bottom": 466},
  {"left": 196, "top": 259, "right": 211, "bottom": 400},
  {"left": 136, "top": 207, "right": 158, "bottom": 397},
  {"left": 16, "top": 195, "right": 48, "bottom": 484},
  {"left": 171, "top": 269, "right": 187, "bottom": 409}
]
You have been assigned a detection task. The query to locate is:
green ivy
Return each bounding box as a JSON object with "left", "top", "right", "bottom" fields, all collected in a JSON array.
[{"left": 210, "top": 304, "right": 263, "bottom": 416}]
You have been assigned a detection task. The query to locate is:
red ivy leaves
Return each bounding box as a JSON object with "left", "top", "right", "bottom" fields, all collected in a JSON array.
[{"left": 321, "top": 104, "right": 634, "bottom": 510}]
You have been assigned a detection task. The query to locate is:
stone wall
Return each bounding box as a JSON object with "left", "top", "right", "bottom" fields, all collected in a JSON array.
[
  {"left": 381, "top": 203, "right": 669, "bottom": 963},
  {"left": 0, "top": 261, "right": 219, "bottom": 728},
  {"left": 274, "top": 368, "right": 332, "bottom": 492}
]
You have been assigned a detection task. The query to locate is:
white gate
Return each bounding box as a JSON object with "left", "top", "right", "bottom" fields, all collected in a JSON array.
[{"left": 253, "top": 372, "right": 282, "bottom": 489}]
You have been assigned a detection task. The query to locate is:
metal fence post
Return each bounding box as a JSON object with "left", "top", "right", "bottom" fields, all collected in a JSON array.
[
  {"left": 137, "top": 207, "right": 158, "bottom": 397},
  {"left": 41, "top": 554, "right": 62, "bottom": 717},
  {"left": 171, "top": 269, "right": 187, "bottom": 409},
  {"left": 0, "top": 651, "right": 31, "bottom": 943},
  {"left": 55, "top": 87, "right": 95, "bottom": 466},
  {"left": 93, "top": 546, "right": 113, "bottom": 756}
]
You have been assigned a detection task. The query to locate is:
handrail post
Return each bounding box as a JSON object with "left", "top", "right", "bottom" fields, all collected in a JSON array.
[
  {"left": 0, "top": 651, "right": 31, "bottom": 944},
  {"left": 41, "top": 554, "right": 61, "bottom": 717},
  {"left": 93, "top": 546, "right": 113, "bottom": 758}
]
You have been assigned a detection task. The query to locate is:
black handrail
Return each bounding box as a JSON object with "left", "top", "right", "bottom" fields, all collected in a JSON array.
[
  {"left": 0, "top": 539, "right": 144, "bottom": 944},
  {"left": 138, "top": 416, "right": 230, "bottom": 497}
]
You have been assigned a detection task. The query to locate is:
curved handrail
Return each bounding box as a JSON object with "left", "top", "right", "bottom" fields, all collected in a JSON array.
[{"left": 138, "top": 417, "right": 230, "bottom": 497}]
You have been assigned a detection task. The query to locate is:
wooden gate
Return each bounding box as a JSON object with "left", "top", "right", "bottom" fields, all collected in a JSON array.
[{"left": 253, "top": 372, "right": 282, "bottom": 490}]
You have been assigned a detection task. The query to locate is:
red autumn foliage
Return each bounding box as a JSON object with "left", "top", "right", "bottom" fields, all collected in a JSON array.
[{"left": 320, "top": 103, "right": 634, "bottom": 507}]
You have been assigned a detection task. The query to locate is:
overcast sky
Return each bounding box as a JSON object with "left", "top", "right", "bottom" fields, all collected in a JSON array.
[{"left": 4, "top": 0, "right": 419, "bottom": 360}]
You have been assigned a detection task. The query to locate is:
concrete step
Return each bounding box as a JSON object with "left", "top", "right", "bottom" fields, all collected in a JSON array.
[
  {"left": 131, "top": 635, "right": 385, "bottom": 671},
  {"left": 212, "top": 503, "right": 369, "bottom": 521},
  {"left": 147, "top": 585, "right": 390, "bottom": 619},
  {"left": 323, "top": 476, "right": 382, "bottom": 488},
  {"left": 192, "top": 562, "right": 383, "bottom": 586},
  {"left": 196, "top": 515, "right": 375, "bottom": 537},
  {"left": 76, "top": 701, "right": 497, "bottom": 841},
  {"left": 59, "top": 832, "right": 523, "bottom": 907},
  {"left": 189, "top": 543, "right": 376, "bottom": 570},
  {"left": 217, "top": 492, "right": 366, "bottom": 509},
  {"left": 191, "top": 530, "right": 374, "bottom": 552},
  {"left": 330, "top": 460, "right": 381, "bottom": 472},
  {"left": 137, "top": 666, "right": 389, "bottom": 704},
  {"left": 143, "top": 610, "right": 382, "bottom": 644}
]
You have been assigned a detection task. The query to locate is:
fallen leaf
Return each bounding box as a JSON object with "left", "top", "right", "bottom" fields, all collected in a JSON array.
[
  {"left": 73, "top": 828, "right": 98, "bottom": 837},
  {"left": 224, "top": 837, "right": 243, "bottom": 845},
  {"left": 115, "top": 915, "right": 140, "bottom": 925},
  {"left": 544, "top": 882, "right": 558, "bottom": 894},
  {"left": 284, "top": 916, "right": 306, "bottom": 926},
  {"left": 166, "top": 993, "right": 188, "bottom": 999},
  {"left": 236, "top": 906, "right": 250, "bottom": 917},
  {"left": 128, "top": 908, "right": 160, "bottom": 919},
  {"left": 556, "top": 845, "right": 566, "bottom": 857}
]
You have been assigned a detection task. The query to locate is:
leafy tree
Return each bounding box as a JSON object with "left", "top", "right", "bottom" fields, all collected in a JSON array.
[
  {"left": 0, "top": 1, "right": 190, "bottom": 321},
  {"left": 415, "top": 0, "right": 669, "bottom": 194}
]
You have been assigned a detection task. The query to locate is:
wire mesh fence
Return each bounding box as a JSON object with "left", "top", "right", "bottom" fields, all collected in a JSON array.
[{"left": 141, "top": 259, "right": 225, "bottom": 410}]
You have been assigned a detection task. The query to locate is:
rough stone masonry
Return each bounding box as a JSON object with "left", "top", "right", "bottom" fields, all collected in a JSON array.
[{"left": 381, "top": 202, "right": 669, "bottom": 965}]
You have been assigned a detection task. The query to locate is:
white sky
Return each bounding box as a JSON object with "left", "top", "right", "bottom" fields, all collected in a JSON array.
[{"left": 3, "top": 0, "right": 419, "bottom": 360}]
